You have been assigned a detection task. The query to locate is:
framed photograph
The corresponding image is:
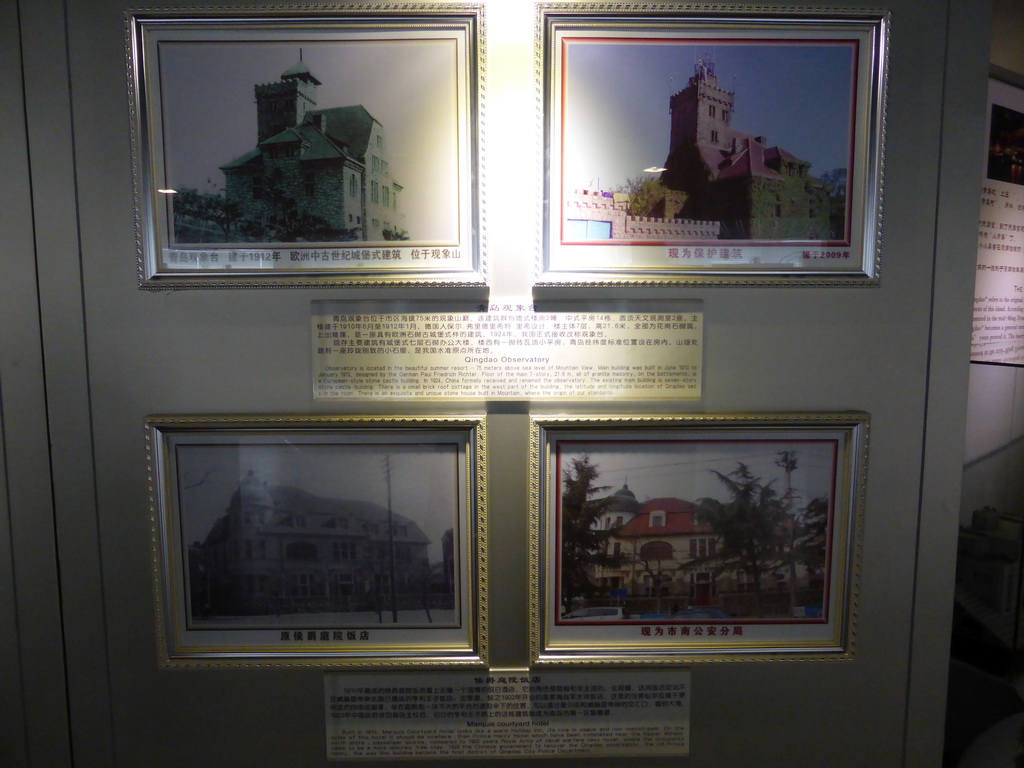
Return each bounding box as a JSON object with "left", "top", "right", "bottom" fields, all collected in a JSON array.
[
  {"left": 537, "top": 5, "right": 889, "bottom": 286},
  {"left": 146, "top": 415, "right": 486, "bottom": 667},
  {"left": 530, "top": 413, "right": 868, "bottom": 663},
  {"left": 127, "top": 5, "right": 484, "bottom": 288}
]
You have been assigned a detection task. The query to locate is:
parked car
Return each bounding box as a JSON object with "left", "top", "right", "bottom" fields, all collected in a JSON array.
[
  {"left": 561, "top": 606, "right": 627, "bottom": 620},
  {"left": 670, "top": 606, "right": 732, "bottom": 620}
]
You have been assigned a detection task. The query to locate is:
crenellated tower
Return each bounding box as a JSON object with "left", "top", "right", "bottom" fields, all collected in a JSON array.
[
  {"left": 668, "top": 56, "right": 735, "bottom": 154},
  {"left": 254, "top": 59, "right": 321, "bottom": 142}
]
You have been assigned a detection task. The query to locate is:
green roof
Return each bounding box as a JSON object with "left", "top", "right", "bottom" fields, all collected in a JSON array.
[
  {"left": 218, "top": 147, "right": 261, "bottom": 170},
  {"left": 306, "top": 105, "right": 378, "bottom": 160}
]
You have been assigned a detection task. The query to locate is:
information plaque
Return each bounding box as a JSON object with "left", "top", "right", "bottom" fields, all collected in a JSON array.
[
  {"left": 324, "top": 668, "right": 689, "bottom": 760},
  {"left": 974, "top": 77, "right": 1024, "bottom": 366},
  {"left": 312, "top": 301, "right": 703, "bottom": 400}
]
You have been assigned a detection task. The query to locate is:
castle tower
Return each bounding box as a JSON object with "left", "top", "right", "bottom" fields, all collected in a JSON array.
[
  {"left": 254, "top": 59, "right": 321, "bottom": 143},
  {"left": 668, "top": 57, "right": 735, "bottom": 153}
]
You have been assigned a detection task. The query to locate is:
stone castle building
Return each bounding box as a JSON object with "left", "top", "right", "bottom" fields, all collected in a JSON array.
[
  {"left": 566, "top": 56, "right": 833, "bottom": 243},
  {"left": 661, "top": 57, "right": 832, "bottom": 240},
  {"left": 219, "top": 59, "right": 405, "bottom": 242}
]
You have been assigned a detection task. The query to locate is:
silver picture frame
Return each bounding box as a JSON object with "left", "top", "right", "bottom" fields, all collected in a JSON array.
[
  {"left": 127, "top": 5, "right": 485, "bottom": 288},
  {"left": 536, "top": 4, "right": 889, "bottom": 286}
]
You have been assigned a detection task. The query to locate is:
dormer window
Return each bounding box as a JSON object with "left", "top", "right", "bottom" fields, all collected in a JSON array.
[{"left": 650, "top": 511, "right": 665, "bottom": 527}]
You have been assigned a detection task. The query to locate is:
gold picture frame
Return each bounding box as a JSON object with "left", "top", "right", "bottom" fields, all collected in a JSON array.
[
  {"left": 530, "top": 412, "right": 868, "bottom": 664},
  {"left": 146, "top": 414, "right": 487, "bottom": 667}
]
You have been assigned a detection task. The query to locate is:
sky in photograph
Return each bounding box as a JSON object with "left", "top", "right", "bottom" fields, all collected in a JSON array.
[
  {"left": 557, "top": 439, "right": 838, "bottom": 511},
  {"left": 175, "top": 441, "right": 461, "bottom": 563},
  {"left": 561, "top": 39, "right": 856, "bottom": 193},
  {"left": 157, "top": 37, "right": 460, "bottom": 239}
]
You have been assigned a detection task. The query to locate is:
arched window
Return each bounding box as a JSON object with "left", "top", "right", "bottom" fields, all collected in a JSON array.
[{"left": 640, "top": 540, "right": 673, "bottom": 561}]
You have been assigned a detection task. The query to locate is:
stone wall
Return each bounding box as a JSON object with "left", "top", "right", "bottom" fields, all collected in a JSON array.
[{"left": 564, "top": 188, "right": 719, "bottom": 241}]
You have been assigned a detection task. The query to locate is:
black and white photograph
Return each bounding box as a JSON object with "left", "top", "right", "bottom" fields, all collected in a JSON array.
[
  {"left": 179, "top": 442, "right": 460, "bottom": 629},
  {"left": 531, "top": 414, "right": 868, "bottom": 663},
  {"left": 128, "top": 10, "right": 481, "bottom": 286},
  {"left": 147, "top": 415, "right": 486, "bottom": 667}
]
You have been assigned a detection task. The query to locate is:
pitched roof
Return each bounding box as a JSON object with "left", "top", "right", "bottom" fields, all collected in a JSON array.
[
  {"left": 219, "top": 147, "right": 262, "bottom": 170},
  {"left": 715, "top": 144, "right": 783, "bottom": 182},
  {"left": 306, "top": 105, "right": 378, "bottom": 160},
  {"left": 696, "top": 131, "right": 812, "bottom": 183},
  {"left": 280, "top": 61, "right": 321, "bottom": 85},
  {"left": 616, "top": 497, "right": 713, "bottom": 536},
  {"left": 221, "top": 105, "right": 378, "bottom": 170},
  {"left": 204, "top": 483, "right": 430, "bottom": 546},
  {"left": 257, "top": 123, "right": 357, "bottom": 163}
]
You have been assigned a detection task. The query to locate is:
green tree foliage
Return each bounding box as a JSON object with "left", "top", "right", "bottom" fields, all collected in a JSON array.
[
  {"left": 172, "top": 187, "right": 239, "bottom": 242},
  {"left": 559, "top": 455, "right": 622, "bottom": 613},
  {"left": 617, "top": 174, "right": 668, "bottom": 217},
  {"left": 175, "top": 175, "right": 360, "bottom": 244},
  {"left": 818, "top": 168, "right": 848, "bottom": 238},
  {"left": 661, "top": 141, "right": 715, "bottom": 219},
  {"left": 690, "top": 456, "right": 830, "bottom": 616},
  {"left": 694, "top": 462, "right": 790, "bottom": 616},
  {"left": 819, "top": 168, "right": 848, "bottom": 199},
  {"left": 793, "top": 496, "right": 829, "bottom": 575}
]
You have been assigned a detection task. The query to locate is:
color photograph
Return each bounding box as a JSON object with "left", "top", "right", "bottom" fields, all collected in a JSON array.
[
  {"left": 538, "top": 7, "right": 889, "bottom": 285},
  {"left": 561, "top": 40, "right": 854, "bottom": 244},
  {"left": 988, "top": 102, "right": 1024, "bottom": 186},
  {"left": 531, "top": 414, "right": 868, "bottom": 663},
  {"left": 554, "top": 438, "right": 838, "bottom": 623}
]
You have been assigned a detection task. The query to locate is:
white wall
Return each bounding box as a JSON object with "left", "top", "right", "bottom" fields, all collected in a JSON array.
[{"left": 961, "top": 365, "right": 1024, "bottom": 521}]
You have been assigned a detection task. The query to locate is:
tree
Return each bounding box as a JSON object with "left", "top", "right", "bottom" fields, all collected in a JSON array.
[
  {"left": 775, "top": 450, "right": 801, "bottom": 611},
  {"left": 792, "top": 496, "right": 829, "bottom": 576},
  {"left": 693, "top": 462, "right": 790, "bottom": 617},
  {"left": 617, "top": 174, "right": 668, "bottom": 217},
  {"left": 559, "top": 455, "right": 623, "bottom": 613},
  {"left": 773, "top": 450, "right": 829, "bottom": 609},
  {"left": 171, "top": 187, "right": 241, "bottom": 242},
  {"left": 635, "top": 540, "right": 674, "bottom": 613},
  {"left": 201, "top": 193, "right": 239, "bottom": 241},
  {"left": 819, "top": 168, "right": 848, "bottom": 238},
  {"left": 819, "top": 168, "right": 848, "bottom": 199},
  {"left": 382, "top": 226, "right": 410, "bottom": 241}
]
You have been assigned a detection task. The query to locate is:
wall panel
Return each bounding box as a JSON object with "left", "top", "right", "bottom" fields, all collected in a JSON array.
[{"left": 3, "top": 0, "right": 991, "bottom": 764}]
